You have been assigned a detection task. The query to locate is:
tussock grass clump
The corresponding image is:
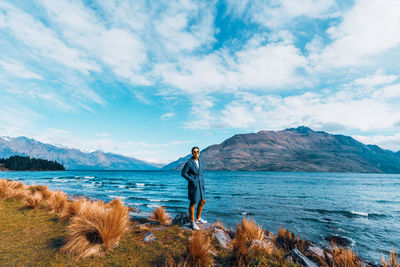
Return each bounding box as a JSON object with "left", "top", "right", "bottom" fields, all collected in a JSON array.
[
  {"left": 48, "top": 190, "right": 67, "bottom": 213},
  {"left": 321, "top": 242, "right": 360, "bottom": 267},
  {"left": 232, "top": 217, "right": 268, "bottom": 265},
  {"left": 187, "top": 230, "right": 213, "bottom": 266},
  {"left": 162, "top": 255, "right": 189, "bottom": 267},
  {"left": 382, "top": 249, "right": 399, "bottom": 267},
  {"left": 59, "top": 198, "right": 87, "bottom": 221},
  {"left": 276, "top": 226, "right": 308, "bottom": 252},
  {"left": 105, "top": 198, "right": 124, "bottom": 209},
  {"left": 62, "top": 198, "right": 130, "bottom": 259},
  {"left": 25, "top": 191, "right": 43, "bottom": 209},
  {"left": 239, "top": 217, "right": 265, "bottom": 242},
  {"left": 28, "top": 185, "right": 52, "bottom": 200},
  {"left": 0, "top": 179, "right": 27, "bottom": 200},
  {"left": 213, "top": 220, "right": 225, "bottom": 230},
  {"left": 150, "top": 206, "right": 172, "bottom": 225}
]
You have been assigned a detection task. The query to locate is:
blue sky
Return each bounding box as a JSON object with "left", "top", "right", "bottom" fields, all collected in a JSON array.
[{"left": 1, "top": 0, "right": 400, "bottom": 164}]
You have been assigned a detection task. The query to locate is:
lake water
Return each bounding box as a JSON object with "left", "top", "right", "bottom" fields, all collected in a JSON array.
[{"left": 1, "top": 170, "right": 399, "bottom": 262}]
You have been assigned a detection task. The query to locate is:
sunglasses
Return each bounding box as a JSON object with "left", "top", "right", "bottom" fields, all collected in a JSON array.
[{"left": 193, "top": 151, "right": 200, "bottom": 153}]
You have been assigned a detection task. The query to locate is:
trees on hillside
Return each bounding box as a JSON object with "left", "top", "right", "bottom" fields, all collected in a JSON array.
[{"left": 0, "top": 156, "right": 65, "bottom": 171}]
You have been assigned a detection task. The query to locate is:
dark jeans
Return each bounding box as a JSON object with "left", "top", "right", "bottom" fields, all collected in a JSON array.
[{"left": 189, "top": 199, "right": 206, "bottom": 222}]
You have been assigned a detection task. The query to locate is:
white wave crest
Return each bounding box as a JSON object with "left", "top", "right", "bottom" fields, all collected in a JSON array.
[{"left": 351, "top": 210, "right": 368, "bottom": 216}]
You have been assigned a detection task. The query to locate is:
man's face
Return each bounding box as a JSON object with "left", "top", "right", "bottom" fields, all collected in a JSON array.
[{"left": 192, "top": 148, "right": 200, "bottom": 159}]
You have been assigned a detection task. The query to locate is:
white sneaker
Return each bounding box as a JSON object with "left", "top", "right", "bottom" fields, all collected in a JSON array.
[
  {"left": 190, "top": 221, "right": 200, "bottom": 230},
  {"left": 195, "top": 217, "right": 207, "bottom": 224}
]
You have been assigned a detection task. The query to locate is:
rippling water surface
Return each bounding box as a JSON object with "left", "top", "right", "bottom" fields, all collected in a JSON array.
[{"left": 1, "top": 170, "right": 399, "bottom": 262}]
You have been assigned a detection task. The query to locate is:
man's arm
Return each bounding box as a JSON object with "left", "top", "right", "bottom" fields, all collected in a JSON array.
[{"left": 182, "top": 162, "right": 195, "bottom": 183}]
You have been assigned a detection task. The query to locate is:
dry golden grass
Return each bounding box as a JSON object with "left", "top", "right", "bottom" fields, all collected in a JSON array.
[
  {"left": 150, "top": 206, "right": 172, "bottom": 225},
  {"left": 137, "top": 224, "right": 151, "bottom": 231},
  {"left": 105, "top": 198, "right": 123, "bottom": 209},
  {"left": 7, "top": 180, "right": 25, "bottom": 190},
  {"left": 28, "top": 185, "right": 52, "bottom": 200},
  {"left": 62, "top": 198, "right": 130, "bottom": 259},
  {"left": 25, "top": 191, "right": 43, "bottom": 209},
  {"left": 275, "top": 226, "right": 308, "bottom": 253},
  {"left": 382, "top": 250, "right": 399, "bottom": 267},
  {"left": 213, "top": 220, "right": 225, "bottom": 230},
  {"left": 232, "top": 217, "right": 267, "bottom": 265},
  {"left": 237, "top": 217, "right": 265, "bottom": 242},
  {"left": 320, "top": 242, "right": 359, "bottom": 267},
  {"left": 0, "top": 179, "right": 27, "bottom": 200},
  {"left": 187, "top": 230, "right": 213, "bottom": 266},
  {"left": 162, "top": 255, "right": 190, "bottom": 267},
  {"left": 59, "top": 198, "right": 87, "bottom": 221},
  {"left": 47, "top": 190, "right": 67, "bottom": 213}
]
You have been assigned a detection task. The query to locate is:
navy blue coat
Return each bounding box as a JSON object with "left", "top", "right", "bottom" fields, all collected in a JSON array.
[{"left": 181, "top": 157, "right": 205, "bottom": 203}]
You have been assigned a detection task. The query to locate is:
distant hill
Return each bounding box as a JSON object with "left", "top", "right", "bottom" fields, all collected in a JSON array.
[
  {"left": 164, "top": 126, "right": 400, "bottom": 173},
  {"left": 0, "top": 136, "right": 159, "bottom": 170},
  {"left": 161, "top": 154, "right": 191, "bottom": 170}
]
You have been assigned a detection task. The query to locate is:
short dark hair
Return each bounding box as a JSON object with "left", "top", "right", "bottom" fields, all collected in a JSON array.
[{"left": 191, "top": 146, "right": 200, "bottom": 153}]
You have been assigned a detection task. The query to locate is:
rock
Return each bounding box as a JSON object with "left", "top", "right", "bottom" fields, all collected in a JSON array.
[
  {"left": 213, "top": 228, "right": 232, "bottom": 249},
  {"left": 308, "top": 246, "right": 324, "bottom": 258},
  {"left": 286, "top": 256, "right": 293, "bottom": 263},
  {"left": 129, "top": 211, "right": 152, "bottom": 223},
  {"left": 199, "top": 222, "right": 213, "bottom": 230},
  {"left": 172, "top": 212, "right": 191, "bottom": 225},
  {"left": 249, "top": 239, "right": 274, "bottom": 252},
  {"left": 208, "top": 250, "right": 217, "bottom": 257},
  {"left": 324, "top": 234, "right": 351, "bottom": 247},
  {"left": 307, "top": 245, "right": 333, "bottom": 260},
  {"left": 144, "top": 231, "right": 156, "bottom": 242},
  {"left": 181, "top": 222, "right": 213, "bottom": 231},
  {"left": 290, "top": 248, "right": 318, "bottom": 267}
]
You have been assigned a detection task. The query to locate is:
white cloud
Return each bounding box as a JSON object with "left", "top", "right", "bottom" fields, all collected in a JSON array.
[
  {"left": 183, "top": 95, "right": 218, "bottom": 129},
  {"left": 154, "top": 0, "right": 216, "bottom": 53},
  {"left": 95, "top": 133, "right": 110, "bottom": 137},
  {"left": 0, "top": 97, "right": 42, "bottom": 136},
  {"left": 353, "top": 134, "right": 400, "bottom": 152},
  {"left": 353, "top": 69, "right": 398, "bottom": 87},
  {"left": 312, "top": 0, "right": 400, "bottom": 69},
  {"left": 5, "top": 87, "right": 75, "bottom": 111},
  {"left": 0, "top": 58, "right": 43, "bottom": 80},
  {"left": 186, "top": 79, "right": 400, "bottom": 132},
  {"left": 0, "top": 2, "right": 99, "bottom": 74},
  {"left": 40, "top": 0, "right": 150, "bottom": 85},
  {"left": 161, "top": 112, "right": 175, "bottom": 120},
  {"left": 154, "top": 34, "right": 308, "bottom": 94},
  {"left": 226, "top": 0, "right": 338, "bottom": 28}
]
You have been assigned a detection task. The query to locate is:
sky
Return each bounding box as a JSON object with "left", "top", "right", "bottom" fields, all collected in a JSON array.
[{"left": 1, "top": 0, "right": 400, "bottom": 165}]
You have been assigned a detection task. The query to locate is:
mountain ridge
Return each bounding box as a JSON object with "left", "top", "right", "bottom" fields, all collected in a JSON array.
[
  {"left": 0, "top": 136, "right": 159, "bottom": 170},
  {"left": 163, "top": 126, "right": 400, "bottom": 173}
]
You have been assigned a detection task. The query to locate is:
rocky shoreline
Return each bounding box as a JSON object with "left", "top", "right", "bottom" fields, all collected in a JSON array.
[
  {"left": 130, "top": 210, "right": 381, "bottom": 267},
  {"left": 0, "top": 178, "right": 396, "bottom": 266}
]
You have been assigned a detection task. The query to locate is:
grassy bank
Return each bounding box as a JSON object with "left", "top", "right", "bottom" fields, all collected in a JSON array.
[
  {"left": 0, "top": 179, "right": 398, "bottom": 266},
  {"left": 0, "top": 197, "right": 196, "bottom": 266}
]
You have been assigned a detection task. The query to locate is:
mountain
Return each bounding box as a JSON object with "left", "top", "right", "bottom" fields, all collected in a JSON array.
[
  {"left": 0, "top": 136, "right": 159, "bottom": 170},
  {"left": 161, "top": 154, "right": 192, "bottom": 170},
  {"left": 164, "top": 126, "right": 400, "bottom": 173}
]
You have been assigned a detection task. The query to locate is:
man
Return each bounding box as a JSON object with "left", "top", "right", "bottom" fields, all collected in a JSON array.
[{"left": 181, "top": 146, "right": 207, "bottom": 230}]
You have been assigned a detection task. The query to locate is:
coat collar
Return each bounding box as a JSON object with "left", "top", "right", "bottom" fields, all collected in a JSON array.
[{"left": 190, "top": 157, "right": 200, "bottom": 173}]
